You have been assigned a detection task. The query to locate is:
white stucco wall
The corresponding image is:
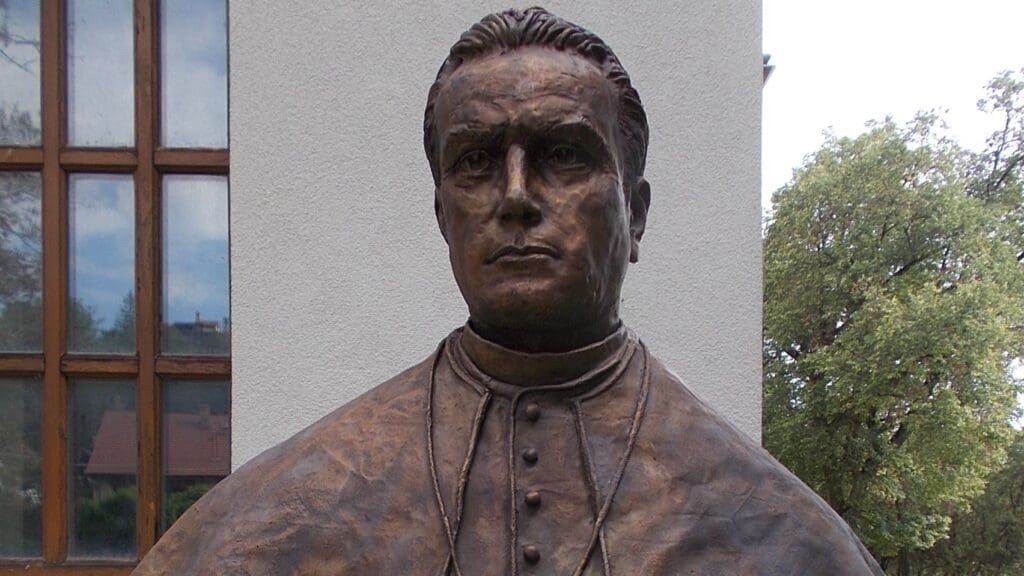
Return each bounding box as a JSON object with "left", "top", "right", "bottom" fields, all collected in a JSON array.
[{"left": 229, "top": 1, "right": 763, "bottom": 468}]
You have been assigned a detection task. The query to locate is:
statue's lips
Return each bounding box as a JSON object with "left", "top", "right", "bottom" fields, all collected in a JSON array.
[{"left": 485, "top": 245, "right": 560, "bottom": 264}]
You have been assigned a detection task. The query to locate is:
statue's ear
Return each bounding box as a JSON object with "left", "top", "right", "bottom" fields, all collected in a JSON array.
[
  {"left": 434, "top": 187, "right": 449, "bottom": 244},
  {"left": 629, "top": 178, "right": 650, "bottom": 263}
]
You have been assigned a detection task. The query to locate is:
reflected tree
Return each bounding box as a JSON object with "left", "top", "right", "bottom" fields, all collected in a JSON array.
[
  {"left": 0, "top": 0, "right": 41, "bottom": 146},
  {"left": 0, "top": 381, "right": 42, "bottom": 556},
  {"left": 0, "top": 0, "right": 40, "bottom": 72},
  {"left": 0, "top": 170, "right": 41, "bottom": 352},
  {"left": 69, "top": 292, "right": 136, "bottom": 354}
]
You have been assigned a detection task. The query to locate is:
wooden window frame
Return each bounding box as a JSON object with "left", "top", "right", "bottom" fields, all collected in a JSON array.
[{"left": 0, "top": 1, "right": 230, "bottom": 573}]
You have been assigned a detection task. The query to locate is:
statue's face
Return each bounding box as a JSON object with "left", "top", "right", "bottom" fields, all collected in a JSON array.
[{"left": 434, "top": 46, "right": 644, "bottom": 337}]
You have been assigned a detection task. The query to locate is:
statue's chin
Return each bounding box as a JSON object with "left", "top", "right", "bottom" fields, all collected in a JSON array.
[{"left": 459, "top": 271, "right": 616, "bottom": 339}]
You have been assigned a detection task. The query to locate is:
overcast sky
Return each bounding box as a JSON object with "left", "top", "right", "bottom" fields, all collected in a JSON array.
[
  {"left": 763, "top": 0, "right": 1024, "bottom": 208},
  {"left": 762, "top": 0, "right": 1024, "bottom": 425}
]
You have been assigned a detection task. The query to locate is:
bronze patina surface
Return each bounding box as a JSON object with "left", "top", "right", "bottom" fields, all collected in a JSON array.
[{"left": 134, "top": 8, "right": 884, "bottom": 575}]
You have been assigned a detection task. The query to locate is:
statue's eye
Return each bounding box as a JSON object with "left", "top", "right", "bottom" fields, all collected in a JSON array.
[
  {"left": 544, "top": 144, "right": 587, "bottom": 170},
  {"left": 454, "top": 150, "right": 493, "bottom": 175}
]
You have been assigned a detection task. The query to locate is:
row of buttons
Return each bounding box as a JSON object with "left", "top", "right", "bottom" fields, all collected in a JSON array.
[{"left": 522, "top": 401, "right": 541, "bottom": 564}]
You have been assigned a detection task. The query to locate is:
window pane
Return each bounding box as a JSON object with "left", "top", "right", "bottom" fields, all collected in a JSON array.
[
  {"left": 68, "top": 379, "right": 136, "bottom": 559},
  {"left": 0, "top": 378, "right": 42, "bottom": 558},
  {"left": 162, "top": 175, "right": 229, "bottom": 355},
  {"left": 68, "top": 174, "right": 135, "bottom": 354},
  {"left": 161, "top": 0, "right": 227, "bottom": 148},
  {"left": 66, "top": 0, "right": 134, "bottom": 147},
  {"left": 0, "top": 172, "right": 41, "bottom": 352},
  {"left": 160, "top": 380, "right": 229, "bottom": 533},
  {"left": 0, "top": 0, "right": 41, "bottom": 145}
]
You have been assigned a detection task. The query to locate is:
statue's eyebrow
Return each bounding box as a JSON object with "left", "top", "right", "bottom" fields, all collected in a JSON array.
[
  {"left": 543, "top": 119, "right": 612, "bottom": 150},
  {"left": 441, "top": 125, "right": 505, "bottom": 166}
]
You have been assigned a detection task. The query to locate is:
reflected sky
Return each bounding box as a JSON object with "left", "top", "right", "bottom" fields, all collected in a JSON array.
[
  {"left": 161, "top": 0, "right": 227, "bottom": 148},
  {"left": 0, "top": 0, "right": 41, "bottom": 144},
  {"left": 68, "top": 175, "right": 135, "bottom": 331},
  {"left": 66, "top": 0, "right": 134, "bottom": 146},
  {"left": 163, "top": 175, "right": 229, "bottom": 326}
]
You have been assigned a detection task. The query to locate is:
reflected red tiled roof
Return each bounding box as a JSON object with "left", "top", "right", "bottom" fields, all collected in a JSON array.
[{"left": 84, "top": 410, "right": 230, "bottom": 476}]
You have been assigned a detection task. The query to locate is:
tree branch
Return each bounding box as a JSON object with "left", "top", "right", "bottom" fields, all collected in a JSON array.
[{"left": 0, "top": 45, "right": 34, "bottom": 73}]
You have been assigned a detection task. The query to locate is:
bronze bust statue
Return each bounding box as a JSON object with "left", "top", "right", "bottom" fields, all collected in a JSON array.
[{"left": 134, "top": 8, "right": 883, "bottom": 575}]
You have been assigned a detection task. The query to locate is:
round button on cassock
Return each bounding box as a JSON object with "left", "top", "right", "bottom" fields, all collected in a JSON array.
[
  {"left": 525, "top": 490, "right": 542, "bottom": 507},
  {"left": 522, "top": 448, "right": 539, "bottom": 464},
  {"left": 524, "top": 403, "right": 541, "bottom": 422},
  {"left": 522, "top": 544, "right": 541, "bottom": 564}
]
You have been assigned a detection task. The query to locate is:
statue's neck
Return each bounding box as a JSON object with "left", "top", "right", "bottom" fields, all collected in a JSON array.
[
  {"left": 467, "top": 314, "right": 622, "bottom": 355},
  {"left": 458, "top": 321, "right": 629, "bottom": 387}
]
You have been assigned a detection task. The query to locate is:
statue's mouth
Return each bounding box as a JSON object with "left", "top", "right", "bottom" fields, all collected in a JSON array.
[{"left": 485, "top": 244, "right": 560, "bottom": 264}]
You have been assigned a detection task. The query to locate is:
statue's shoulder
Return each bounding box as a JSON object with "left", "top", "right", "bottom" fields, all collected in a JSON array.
[
  {"left": 637, "top": 355, "right": 884, "bottom": 575},
  {"left": 131, "top": 352, "right": 438, "bottom": 575}
]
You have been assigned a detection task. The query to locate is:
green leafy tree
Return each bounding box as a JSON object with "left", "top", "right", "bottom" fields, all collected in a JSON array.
[
  {"left": 763, "top": 70, "right": 1024, "bottom": 573},
  {"left": 910, "top": 429, "right": 1024, "bottom": 575}
]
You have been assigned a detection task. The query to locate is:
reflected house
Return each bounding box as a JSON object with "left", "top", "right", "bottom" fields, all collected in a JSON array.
[
  {"left": 163, "top": 311, "right": 231, "bottom": 355},
  {"left": 84, "top": 407, "right": 230, "bottom": 499},
  {"left": 173, "top": 311, "right": 222, "bottom": 337}
]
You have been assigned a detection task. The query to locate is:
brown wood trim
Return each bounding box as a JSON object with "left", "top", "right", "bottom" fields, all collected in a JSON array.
[
  {"left": 40, "top": 0, "right": 67, "bottom": 564},
  {"left": 0, "top": 566, "right": 133, "bottom": 575},
  {"left": 0, "top": 356, "right": 45, "bottom": 374},
  {"left": 60, "top": 356, "right": 139, "bottom": 376},
  {"left": 135, "top": 0, "right": 160, "bottom": 558},
  {"left": 0, "top": 147, "right": 44, "bottom": 169},
  {"left": 59, "top": 149, "right": 138, "bottom": 171},
  {"left": 154, "top": 148, "right": 229, "bottom": 173},
  {"left": 155, "top": 356, "right": 231, "bottom": 377}
]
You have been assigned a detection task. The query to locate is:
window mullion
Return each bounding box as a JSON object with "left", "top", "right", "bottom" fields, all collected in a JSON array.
[
  {"left": 39, "top": 0, "right": 67, "bottom": 564},
  {"left": 134, "top": 0, "right": 160, "bottom": 559}
]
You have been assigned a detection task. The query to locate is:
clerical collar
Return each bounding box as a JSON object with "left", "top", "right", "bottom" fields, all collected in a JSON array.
[{"left": 452, "top": 321, "right": 634, "bottom": 395}]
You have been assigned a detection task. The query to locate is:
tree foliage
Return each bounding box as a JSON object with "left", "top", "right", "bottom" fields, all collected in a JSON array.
[
  {"left": 763, "top": 70, "right": 1024, "bottom": 571},
  {"left": 911, "top": 429, "right": 1024, "bottom": 575}
]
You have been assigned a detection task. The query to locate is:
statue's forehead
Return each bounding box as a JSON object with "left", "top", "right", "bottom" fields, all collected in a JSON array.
[{"left": 435, "top": 47, "right": 618, "bottom": 131}]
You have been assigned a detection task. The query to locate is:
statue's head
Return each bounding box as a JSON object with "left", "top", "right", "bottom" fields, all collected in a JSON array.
[{"left": 425, "top": 7, "right": 651, "bottom": 350}]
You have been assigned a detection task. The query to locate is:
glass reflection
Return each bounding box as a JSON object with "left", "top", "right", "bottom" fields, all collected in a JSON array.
[
  {"left": 160, "top": 380, "right": 229, "bottom": 533},
  {"left": 0, "top": 0, "right": 41, "bottom": 145},
  {"left": 0, "top": 172, "right": 41, "bottom": 352},
  {"left": 67, "top": 0, "right": 134, "bottom": 147},
  {"left": 162, "top": 175, "right": 229, "bottom": 355},
  {"left": 0, "top": 378, "right": 42, "bottom": 558},
  {"left": 161, "top": 0, "right": 227, "bottom": 148},
  {"left": 68, "top": 379, "right": 136, "bottom": 559},
  {"left": 68, "top": 174, "right": 135, "bottom": 354}
]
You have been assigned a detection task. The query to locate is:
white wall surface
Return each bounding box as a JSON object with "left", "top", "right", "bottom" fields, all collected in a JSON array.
[{"left": 230, "top": 1, "right": 763, "bottom": 468}]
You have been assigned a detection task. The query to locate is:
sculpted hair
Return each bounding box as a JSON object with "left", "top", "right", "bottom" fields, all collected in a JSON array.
[{"left": 423, "top": 7, "right": 649, "bottom": 188}]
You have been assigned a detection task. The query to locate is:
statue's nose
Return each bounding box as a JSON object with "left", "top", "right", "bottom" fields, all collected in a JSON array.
[{"left": 498, "top": 144, "right": 542, "bottom": 227}]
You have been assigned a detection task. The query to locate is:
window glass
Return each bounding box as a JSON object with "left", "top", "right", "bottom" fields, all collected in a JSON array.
[
  {"left": 0, "top": 378, "right": 42, "bottom": 558},
  {"left": 67, "top": 0, "right": 134, "bottom": 147},
  {"left": 68, "top": 174, "right": 136, "bottom": 354},
  {"left": 68, "top": 379, "right": 137, "bottom": 559},
  {"left": 162, "top": 175, "right": 229, "bottom": 355},
  {"left": 0, "top": 0, "right": 42, "bottom": 145},
  {"left": 161, "top": 0, "right": 227, "bottom": 148},
  {"left": 160, "top": 379, "right": 229, "bottom": 533},
  {"left": 0, "top": 171, "right": 42, "bottom": 352}
]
